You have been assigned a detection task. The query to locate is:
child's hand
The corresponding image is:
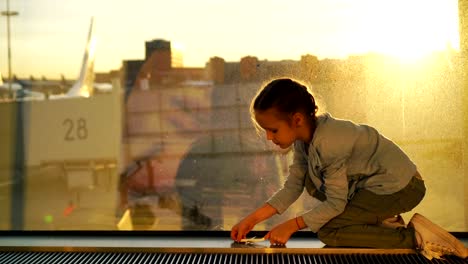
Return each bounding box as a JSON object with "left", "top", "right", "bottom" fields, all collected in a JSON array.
[
  {"left": 230, "top": 218, "right": 257, "bottom": 242},
  {"left": 264, "top": 220, "right": 296, "bottom": 245},
  {"left": 230, "top": 203, "right": 278, "bottom": 242}
]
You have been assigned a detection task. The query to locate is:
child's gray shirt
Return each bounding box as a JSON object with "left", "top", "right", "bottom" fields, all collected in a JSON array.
[{"left": 267, "top": 113, "right": 417, "bottom": 232}]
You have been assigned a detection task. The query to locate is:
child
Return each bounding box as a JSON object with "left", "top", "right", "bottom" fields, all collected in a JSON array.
[{"left": 230, "top": 78, "right": 467, "bottom": 260}]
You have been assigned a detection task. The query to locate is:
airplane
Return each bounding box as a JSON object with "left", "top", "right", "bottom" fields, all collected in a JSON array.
[
  {"left": 13, "top": 75, "right": 60, "bottom": 88},
  {"left": 0, "top": 73, "right": 47, "bottom": 100},
  {"left": 1, "top": 17, "right": 100, "bottom": 101},
  {"left": 0, "top": 21, "right": 96, "bottom": 102},
  {"left": 0, "top": 73, "right": 22, "bottom": 91},
  {"left": 94, "top": 82, "right": 113, "bottom": 92}
]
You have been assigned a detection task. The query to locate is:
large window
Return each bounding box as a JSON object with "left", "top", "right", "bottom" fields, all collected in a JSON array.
[{"left": 0, "top": 0, "right": 466, "bottom": 232}]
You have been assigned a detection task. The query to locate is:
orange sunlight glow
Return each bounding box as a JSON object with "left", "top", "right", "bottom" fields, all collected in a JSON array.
[{"left": 364, "top": 0, "right": 459, "bottom": 62}]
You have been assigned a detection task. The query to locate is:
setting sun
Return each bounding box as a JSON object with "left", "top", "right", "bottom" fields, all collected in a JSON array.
[{"left": 362, "top": 0, "right": 459, "bottom": 61}]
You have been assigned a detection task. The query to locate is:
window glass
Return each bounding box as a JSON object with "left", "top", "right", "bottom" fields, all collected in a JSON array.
[{"left": 0, "top": 0, "right": 465, "bottom": 232}]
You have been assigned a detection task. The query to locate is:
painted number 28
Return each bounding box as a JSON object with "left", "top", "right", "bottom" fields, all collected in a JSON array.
[{"left": 63, "top": 118, "right": 88, "bottom": 141}]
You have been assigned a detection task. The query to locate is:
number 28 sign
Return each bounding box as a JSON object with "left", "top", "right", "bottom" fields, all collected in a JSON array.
[{"left": 63, "top": 118, "right": 88, "bottom": 141}]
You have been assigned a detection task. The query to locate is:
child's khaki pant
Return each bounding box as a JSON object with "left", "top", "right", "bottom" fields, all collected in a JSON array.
[{"left": 317, "top": 174, "right": 426, "bottom": 248}]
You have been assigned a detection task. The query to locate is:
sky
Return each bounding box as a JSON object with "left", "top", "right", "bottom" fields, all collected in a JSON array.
[{"left": 0, "top": 0, "right": 461, "bottom": 79}]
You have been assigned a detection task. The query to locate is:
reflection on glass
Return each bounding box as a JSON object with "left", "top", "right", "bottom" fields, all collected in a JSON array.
[{"left": 0, "top": 0, "right": 465, "bottom": 232}]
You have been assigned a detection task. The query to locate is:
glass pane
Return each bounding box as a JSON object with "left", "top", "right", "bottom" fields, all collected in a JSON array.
[{"left": 0, "top": 0, "right": 465, "bottom": 233}]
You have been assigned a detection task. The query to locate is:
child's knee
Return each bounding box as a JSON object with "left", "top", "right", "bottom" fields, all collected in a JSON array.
[{"left": 317, "top": 228, "right": 339, "bottom": 247}]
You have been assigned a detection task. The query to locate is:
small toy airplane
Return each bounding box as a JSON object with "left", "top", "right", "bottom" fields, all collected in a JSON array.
[{"left": 240, "top": 237, "right": 266, "bottom": 243}]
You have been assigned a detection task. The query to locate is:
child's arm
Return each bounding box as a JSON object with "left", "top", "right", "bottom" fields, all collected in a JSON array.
[
  {"left": 264, "top": 216, "right": 306, "bottom": 245},
  {"left": 230, "top": 203, "right": 278, "bottom": 242}
]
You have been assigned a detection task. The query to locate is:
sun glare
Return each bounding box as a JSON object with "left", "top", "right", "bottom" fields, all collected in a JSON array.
[{"left": 364, "top": 0, "right": 459, "bottom": 62}]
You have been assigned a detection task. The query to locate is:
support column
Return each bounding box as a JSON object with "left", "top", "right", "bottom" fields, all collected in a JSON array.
[{"left": 459, "top": 0, "right": 468, "bottom": 230}]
